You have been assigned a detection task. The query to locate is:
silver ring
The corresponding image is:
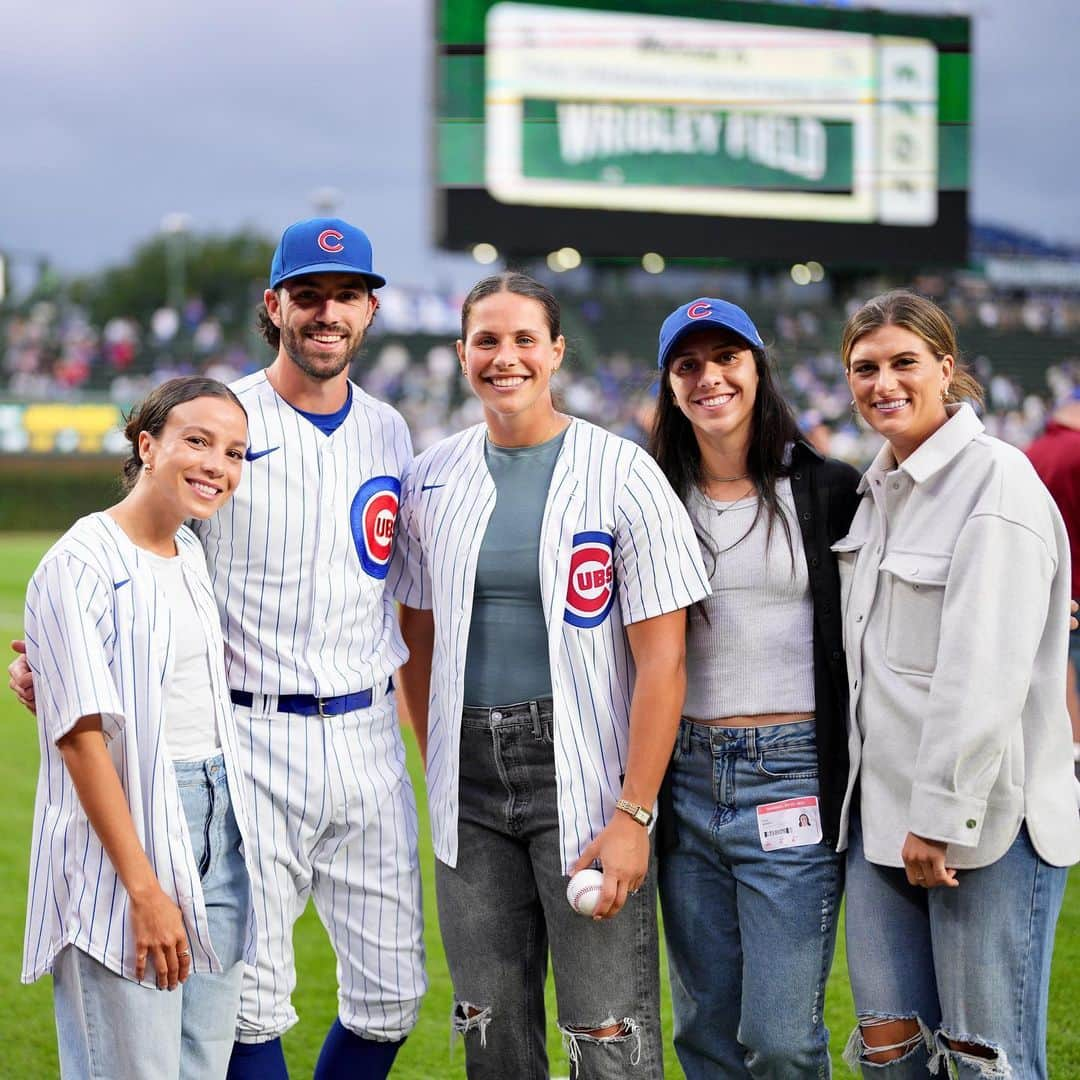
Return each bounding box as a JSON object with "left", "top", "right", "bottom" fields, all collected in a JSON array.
[{"left": 177, "top": 950, "right": 191, "bottom": 957}]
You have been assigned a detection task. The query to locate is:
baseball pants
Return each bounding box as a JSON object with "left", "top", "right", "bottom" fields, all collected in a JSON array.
[{"left": 231, "top": 693, "right": 426, "bottom": 1044}]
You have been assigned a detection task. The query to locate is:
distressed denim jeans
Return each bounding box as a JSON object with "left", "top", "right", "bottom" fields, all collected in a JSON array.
[
  {"left": 435, "top": 699, "right": 663, "bottom": 1080},
  {"left": 844, "top": 813, "right": 1067, "bottom": 1079},
  {"left": 658, "top": 718, "right": 840, "bottom": 1079},
  {"left": 53, "top": 754, "right": 249, "bottom": 1079}
]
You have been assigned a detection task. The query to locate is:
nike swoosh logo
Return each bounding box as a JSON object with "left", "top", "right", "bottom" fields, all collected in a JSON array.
[
  {"left": 113, "top": 578, "right": 130, "bottom": 590},
  {"left": 245, "top": 446, "right": 280, "bottom": 462},
  {"left": 420, "top": 483, "right": 446, "bottom": 492}
]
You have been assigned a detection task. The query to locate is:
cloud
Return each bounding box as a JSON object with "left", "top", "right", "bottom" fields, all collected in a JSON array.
[{"left": 2, "top": 0, "right": 1078, "bottom": 280}]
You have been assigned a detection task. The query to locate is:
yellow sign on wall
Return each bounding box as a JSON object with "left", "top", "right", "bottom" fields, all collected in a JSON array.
[{"left": 18, "top": 403, "right": 125, "bottom": 453}]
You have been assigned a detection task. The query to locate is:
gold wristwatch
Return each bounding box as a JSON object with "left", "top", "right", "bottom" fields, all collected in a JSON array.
[{"left": 615, "top": 798, "right": 653, "bottom": 827}]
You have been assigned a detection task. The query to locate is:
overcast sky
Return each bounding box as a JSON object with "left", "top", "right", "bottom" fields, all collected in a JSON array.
[{"left": 2, "top": 0, "right": 1076, "bottom": 288}]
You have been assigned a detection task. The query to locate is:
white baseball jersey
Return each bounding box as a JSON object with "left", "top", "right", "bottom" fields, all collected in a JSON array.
[
  {"left": 390, "top": 418, "right": 710, "bottom": 873},
  {"left": 191, "top": 371, "right": 413, "bottom": 696},
  {"left": 190, "top": 370, "right": 426, "bottom": 1043},
  {"left": 22, "top": 513, "right": 258, "bottom": 986}
]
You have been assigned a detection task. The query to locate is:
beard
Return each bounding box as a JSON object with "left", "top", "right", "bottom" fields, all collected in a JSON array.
[{"left": 280, "top": 322, "right": 364, "bottom": 381}]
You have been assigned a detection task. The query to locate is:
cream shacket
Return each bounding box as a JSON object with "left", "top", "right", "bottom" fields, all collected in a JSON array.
[{"left": 834, "top": 404, "right": 1080, "bottom": 869}]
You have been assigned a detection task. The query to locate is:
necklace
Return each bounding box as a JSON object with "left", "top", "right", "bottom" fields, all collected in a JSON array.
[
  {"left": 697, "top": 481, "right": 756, "bottom": 517},
  {"left": 702, "top": 471, "right": 749, "bottom": 483}
]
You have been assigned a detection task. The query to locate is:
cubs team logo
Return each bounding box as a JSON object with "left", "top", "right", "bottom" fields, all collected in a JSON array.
[
  {"left": 318, "top": 228, "right": 345, "bottom": 253},
  {"left": 350, "top": 476, "right": 401, "bottom": 579},
  {"left": 564, "top": 531, "right": 616, "bottom": 629},
  {"left": 686, "top": 300, "right": 712, "bottom": 320}
]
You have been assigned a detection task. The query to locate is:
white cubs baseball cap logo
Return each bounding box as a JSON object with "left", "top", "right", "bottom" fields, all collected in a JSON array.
[
  {"left": 350, "top": 476, "right": 401, "bottom": 579},
  {"left": 565, "top": 531, "right": 615, "bottom": 629},
  {"left": 317, "top": 228, "right": 345, "bottom": 253}
]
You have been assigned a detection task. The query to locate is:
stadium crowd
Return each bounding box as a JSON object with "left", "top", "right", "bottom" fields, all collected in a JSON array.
[{"left": 3, "top": 274, "right": 1080, "bottom": 465}]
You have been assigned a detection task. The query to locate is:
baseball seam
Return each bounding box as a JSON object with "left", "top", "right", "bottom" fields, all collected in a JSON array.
[{"left": 571, "top": 884, "right": 603, "bottom": 913}]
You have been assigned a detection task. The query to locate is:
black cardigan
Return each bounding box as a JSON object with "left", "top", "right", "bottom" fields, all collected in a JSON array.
[
  {"left": 788, "top": 440, "right": 862, "bottom": 847},
  {"left": 658, "top": 440, "right": 861, "bottom": 852},
  {"left": 656, "top": 438, "right": 859, "bottom": 851}
]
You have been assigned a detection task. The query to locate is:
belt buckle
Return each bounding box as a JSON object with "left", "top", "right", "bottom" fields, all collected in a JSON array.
[{"left": 317, "top": 696, "right": 329, "bottom": 718}]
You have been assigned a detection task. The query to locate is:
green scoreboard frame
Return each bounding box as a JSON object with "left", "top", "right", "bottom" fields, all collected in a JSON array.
[{"left": 435, "top": 0, "right": 970, "bottom": 266}]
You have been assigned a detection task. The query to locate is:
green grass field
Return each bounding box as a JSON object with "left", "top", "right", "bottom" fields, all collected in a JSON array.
[{"left": 1, "top": 532, "right": 1078, "bottom": 1077}]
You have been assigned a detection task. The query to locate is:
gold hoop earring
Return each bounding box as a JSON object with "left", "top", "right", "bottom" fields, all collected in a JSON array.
[{"left": 143, "top": 463, "right": 153, "bottom": 476}]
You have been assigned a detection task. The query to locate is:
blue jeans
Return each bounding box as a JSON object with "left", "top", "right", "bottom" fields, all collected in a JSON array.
[
  {"left": 53, "top": 754, "right": 250, "bottom": 1079},
  {"left": 435, "top": 699, "right": 662, "bottom": 1080},
  {"left": 658, "top": 719, "right": 840, "bottom": 1080},
  {"left": 844, "top": 813, "right": 1068, "bottom": 1079}
]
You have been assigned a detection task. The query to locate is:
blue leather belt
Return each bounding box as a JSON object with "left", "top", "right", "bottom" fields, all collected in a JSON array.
[{"left": 230, "top": 679, "right": 392, "bottom": 717}]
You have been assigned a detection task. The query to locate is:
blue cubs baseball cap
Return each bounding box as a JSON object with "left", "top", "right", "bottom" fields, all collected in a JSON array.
[
  {"left": 657, "top": 297, "right": 764, "bottom": 369},
  {"left": 269, "top": 217, "right": 387, "bottom": 290}
]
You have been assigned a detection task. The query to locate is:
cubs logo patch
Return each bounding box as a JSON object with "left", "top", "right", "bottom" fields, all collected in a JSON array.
[
  {"left": 318, "top": 228, "right": 345, "bottom": 253},
  {"left": 350, "top": 476, "right": 401, "bottom": 579},
  {"left": 686, "top": 300, "right": 712, "bottom": 320},
  {"left": 565, "top": 531, "right": 616, "bottom": 629}
]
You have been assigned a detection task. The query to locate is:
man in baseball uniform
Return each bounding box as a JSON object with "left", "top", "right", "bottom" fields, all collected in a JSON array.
[
  {"left": 200, "top": 218, "right": 426, "bottom": 1078},
  {"left": 11, "top": 218, "right": 426, "bottom": 1079}
]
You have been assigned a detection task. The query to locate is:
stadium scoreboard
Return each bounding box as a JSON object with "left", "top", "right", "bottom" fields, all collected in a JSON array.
[{"left": 435, "top": 0, "right": 970, "bottom": 266}]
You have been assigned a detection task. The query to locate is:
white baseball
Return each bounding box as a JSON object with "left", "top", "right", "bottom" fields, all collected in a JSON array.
[{"left": 566, "top": 868, "right": 605, "bottom": 917}]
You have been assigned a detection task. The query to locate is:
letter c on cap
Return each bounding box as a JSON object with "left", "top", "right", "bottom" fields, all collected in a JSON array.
[
  {"left": 686, "top": 301, "right": 712, "bottom": 320},
  {"left": 318, "top": 229, "right": 344, "bottom": 253}
]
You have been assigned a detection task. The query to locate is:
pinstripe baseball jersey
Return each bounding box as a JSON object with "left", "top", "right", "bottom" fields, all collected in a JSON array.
[
  {"left": 390, "top": 418, "right": 710, "bottom": 873},
  {"left": 191, "top": 371, "right": 413, "bottom": 696},
  {"left": 21, "top": 513, "right": 258, "bottom": 986}
]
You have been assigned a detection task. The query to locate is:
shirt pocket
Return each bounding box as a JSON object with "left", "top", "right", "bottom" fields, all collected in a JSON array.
[
  {"left": 830, "top": 534, "right": 867, "bottom": 626},
  {"left": 879, "top": 551, "right": 952, "bottom": 677}
]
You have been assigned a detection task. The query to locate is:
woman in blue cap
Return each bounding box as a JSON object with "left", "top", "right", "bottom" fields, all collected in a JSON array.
[{"left": 648, "top": 298, "right": 860, "bottom": 1078}]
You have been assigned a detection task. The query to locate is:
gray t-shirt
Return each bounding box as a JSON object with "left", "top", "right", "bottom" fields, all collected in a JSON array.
[
  {"left": 684, "top": 477, "right": 816, "bottom": 719},
  {"left": 463, "top": 429, "right": 567, "bottom": 706}
]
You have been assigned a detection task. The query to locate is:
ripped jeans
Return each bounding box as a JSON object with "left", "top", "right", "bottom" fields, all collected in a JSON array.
[
  {"left": 844, "top": 814, "right": 1068, "bottom": 1079},
  {"left": 435, "top": 699, "right": 662, "bottom": 1080}
]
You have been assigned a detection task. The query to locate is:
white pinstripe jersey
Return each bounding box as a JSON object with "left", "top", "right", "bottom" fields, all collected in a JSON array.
[
  {"left": 22, "top": 513, "right": 258, "bottom": 986},
  {"left": 390, "top": 418, "right": 710, "bottom": 873},
  {"left": 191, "top": 371, "right": 413, "bottom": 696}
]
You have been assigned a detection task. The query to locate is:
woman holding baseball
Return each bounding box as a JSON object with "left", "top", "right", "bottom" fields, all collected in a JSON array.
[
  {"left": 392, "top": 272, "right": 709, "bottom": 1079},
  {"left": 648, "top": 297, "right": 860, "bottom": 1078},
  {"left": 835, "top": 291, "right": 1079, "bottom": 1077},
  {"left": 19, "top": 376, "right": 259, "bottom": 1079}
]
